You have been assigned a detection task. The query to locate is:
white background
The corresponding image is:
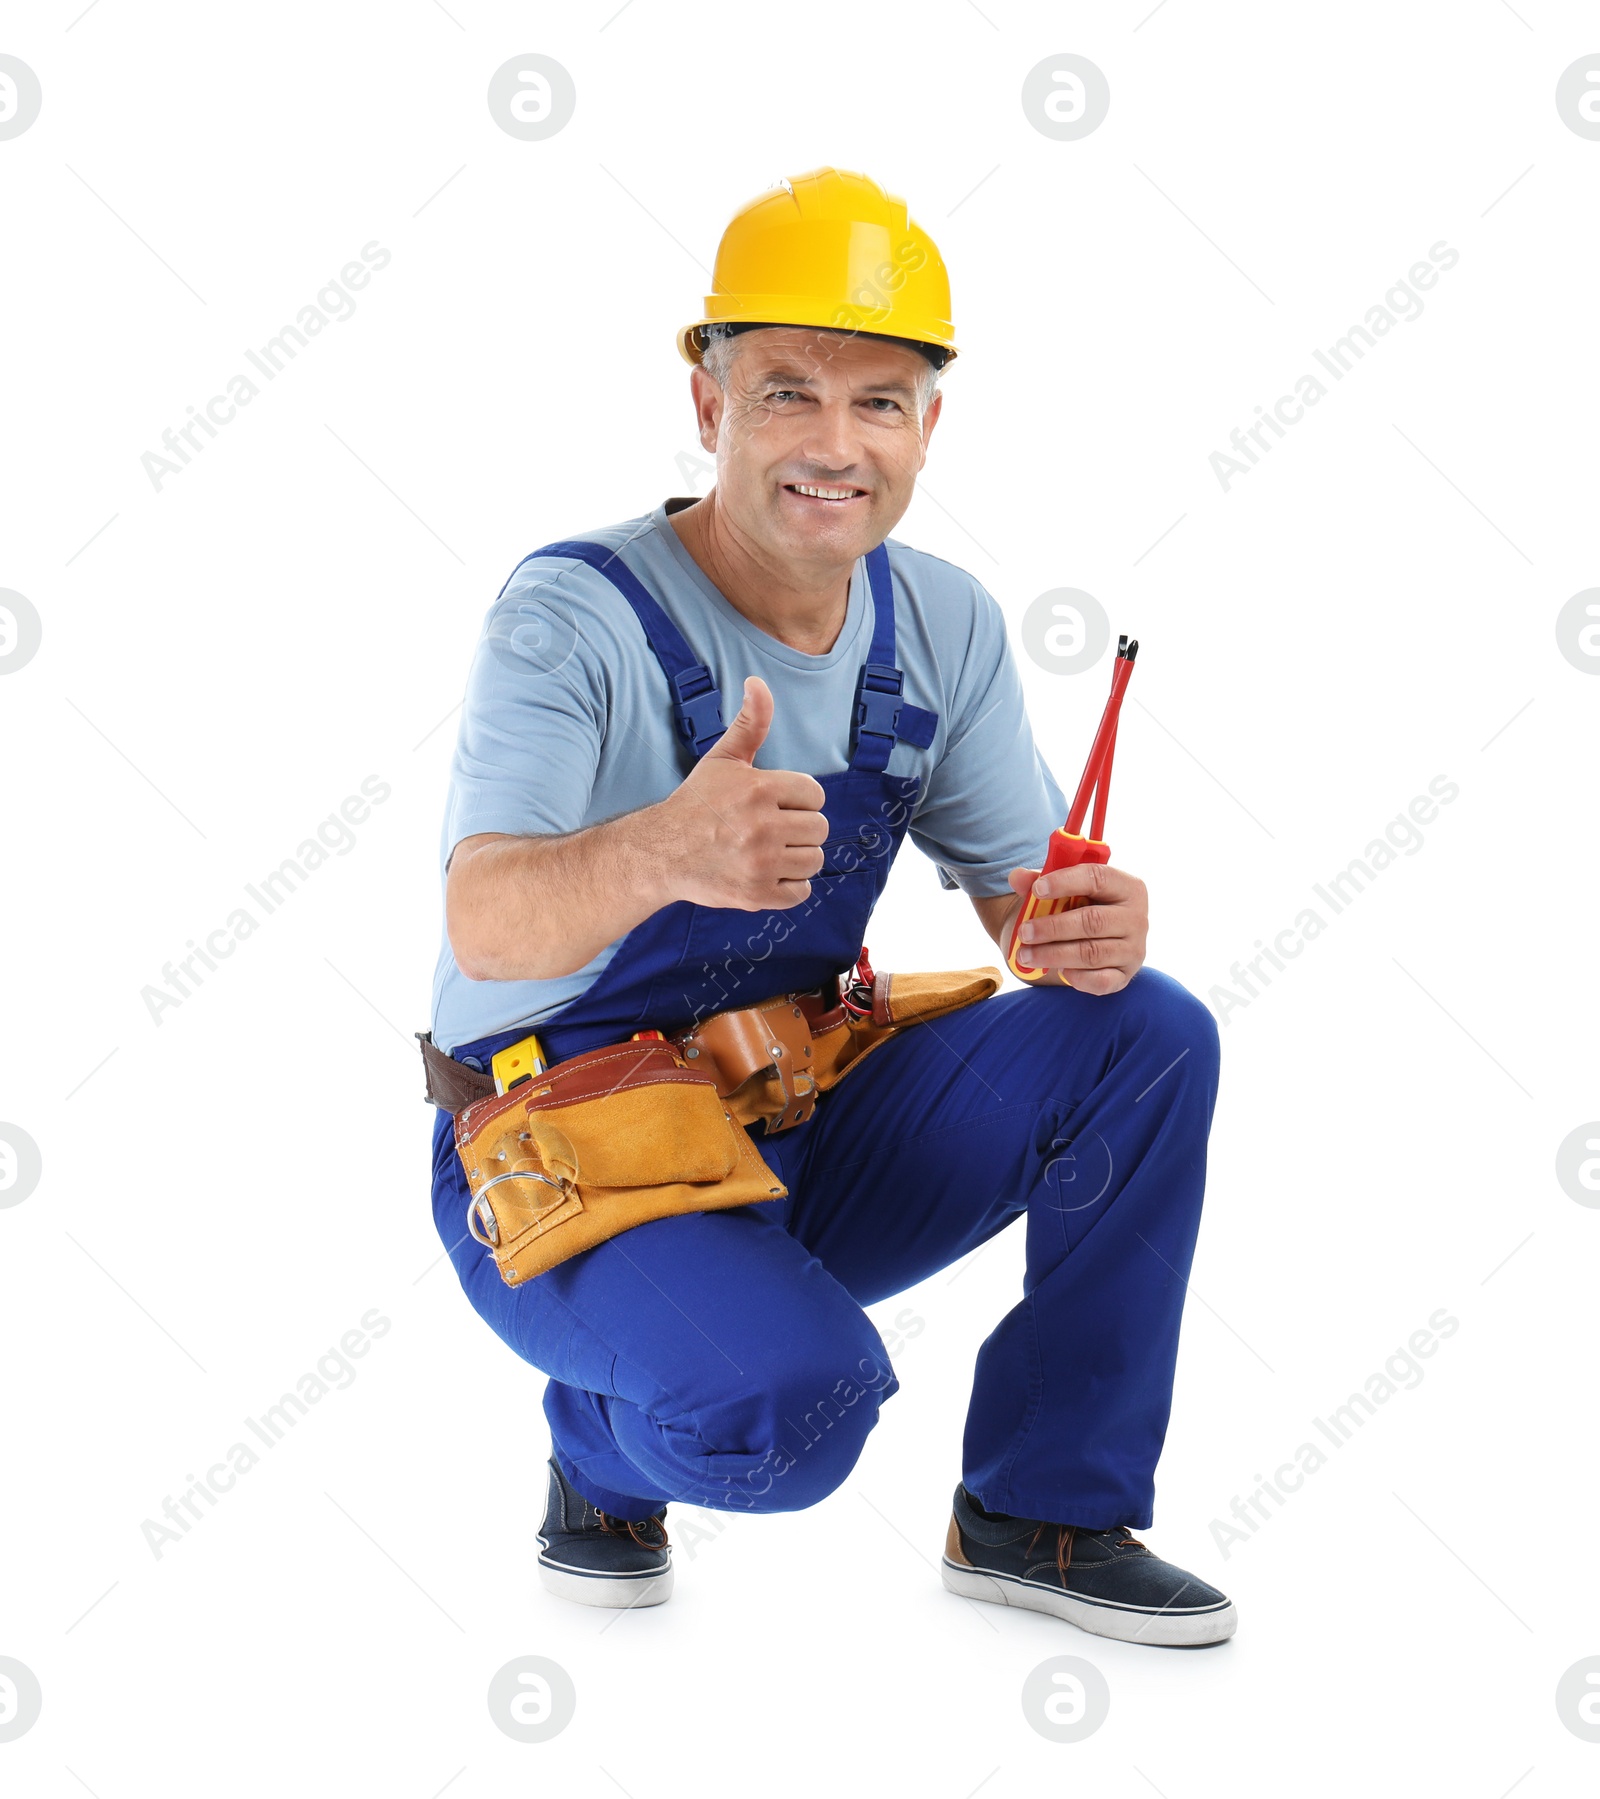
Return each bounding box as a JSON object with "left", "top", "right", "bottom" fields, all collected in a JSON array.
[{"left": 3, "top": 1, "right": 1598, "bottom": 1793}]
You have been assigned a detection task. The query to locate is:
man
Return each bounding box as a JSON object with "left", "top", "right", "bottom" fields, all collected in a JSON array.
[{"left": 426, "top": 167, "right": 1234, "bottom": 1646}]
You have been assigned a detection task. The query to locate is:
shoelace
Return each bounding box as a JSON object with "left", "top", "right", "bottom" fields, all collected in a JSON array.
[
  {"left": 598, "top": 1511, "right": 669, "bottom": 1551},
  {"left": 1025, "top": 1522, "right": 1144, "bottom": 1582}
]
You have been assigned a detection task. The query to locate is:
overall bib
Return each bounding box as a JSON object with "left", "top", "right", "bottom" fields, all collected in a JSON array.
[
  {"left": 430, "top": 535, "right": 1222, "bottom": 1531},
  {"left": 486, "top": 536, "right": 934, "bottom": 1062}
]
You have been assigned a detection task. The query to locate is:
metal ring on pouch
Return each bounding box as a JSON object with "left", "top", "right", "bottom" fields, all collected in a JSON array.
[
  {"left": 466, "top": 1194, "right": 499, "bottom": 1247},
  {"left": 466, "top": 1170, "right": 570, "bottom": 1249}
]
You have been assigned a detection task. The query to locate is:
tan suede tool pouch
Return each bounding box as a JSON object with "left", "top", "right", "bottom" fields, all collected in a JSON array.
[
  {"left": 455, "top": 1039, "right": 786, "bottom": 1286},
  {"left": 808, "top": 964, "right": 1004, "bottom": 1091}
]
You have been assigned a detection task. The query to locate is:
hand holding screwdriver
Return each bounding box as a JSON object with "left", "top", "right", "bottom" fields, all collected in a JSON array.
[{"left": 1006, "top": 637, "right": 1147, "bottom": 994}]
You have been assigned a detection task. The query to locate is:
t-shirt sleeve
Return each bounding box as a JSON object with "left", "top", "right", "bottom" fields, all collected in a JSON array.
[
  {"left": 441, "top": 559, "right": 611, "bottom": 861},
  {"left": 908, "top": 577, "right": 1068, "bottom": 899}
]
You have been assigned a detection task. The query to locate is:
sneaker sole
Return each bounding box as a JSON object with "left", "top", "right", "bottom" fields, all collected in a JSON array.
[
  {"left": 941, "top": 1557, "right": 1236, "bottom": 1646},
  {"left": 538, "top": 1557, "right": 674, "bottom": 1610}
]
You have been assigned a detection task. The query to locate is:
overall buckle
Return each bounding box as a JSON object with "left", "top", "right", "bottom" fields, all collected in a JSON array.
[{"left": 853, "top": 663, "right": 904, "bottom": 748}]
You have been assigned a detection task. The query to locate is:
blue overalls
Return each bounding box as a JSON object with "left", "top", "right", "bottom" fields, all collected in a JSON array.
[{"left": 430, "top": 537, "right": 1222, "bottom": 1531}]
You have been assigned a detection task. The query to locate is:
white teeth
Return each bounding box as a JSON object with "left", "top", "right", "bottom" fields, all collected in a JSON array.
[{"left": 791, "top": 483, "right": 860, "bottom": 501}]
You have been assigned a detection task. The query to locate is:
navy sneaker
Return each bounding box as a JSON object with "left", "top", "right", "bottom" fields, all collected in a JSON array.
[
  {"left": 942, "top": 1483, "right": 1236, "bottom": 1646},
  {"left": 537, "top": 1457, "right": 673, "bottom": 1610}
]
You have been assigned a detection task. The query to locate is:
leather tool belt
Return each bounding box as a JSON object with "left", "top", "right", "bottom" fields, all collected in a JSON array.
[{"left": 420, "top": 962, "right": 1001, "bottom": 1287}]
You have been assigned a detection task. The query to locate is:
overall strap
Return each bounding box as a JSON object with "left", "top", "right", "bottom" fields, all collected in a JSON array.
[
  {"left": 531, "top": 539, "right": 727, "bottom": 757},
  {"left": 850, "top": 541, "right": 939, "bottom": 772}
]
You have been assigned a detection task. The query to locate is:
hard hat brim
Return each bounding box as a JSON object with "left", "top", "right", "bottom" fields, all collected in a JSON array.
[{"left": 677, "top": 316, "right": 958, "bottom": 370}]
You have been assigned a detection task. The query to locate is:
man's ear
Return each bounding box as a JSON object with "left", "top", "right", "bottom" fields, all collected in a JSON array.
[
  {"left": 689, "top": 365, "right": 723, "bottom": 453},
  {"left": 918, "top": 385, "right": 944, "bottom": 462}
]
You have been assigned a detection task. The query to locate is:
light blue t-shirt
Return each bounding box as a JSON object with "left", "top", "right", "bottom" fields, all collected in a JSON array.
[{"left": 430, "top": 499, "right": 1067, "bottom": 1052}]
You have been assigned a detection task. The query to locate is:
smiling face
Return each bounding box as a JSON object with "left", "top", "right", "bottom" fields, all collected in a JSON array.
[{"left": 691, "top": 326, "right": 943, "bottom": 573}]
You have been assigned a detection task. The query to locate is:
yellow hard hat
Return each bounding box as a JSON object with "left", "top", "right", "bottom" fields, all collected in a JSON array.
[{"left": 677, "top": 166, "right": 958, "bottom": 370}]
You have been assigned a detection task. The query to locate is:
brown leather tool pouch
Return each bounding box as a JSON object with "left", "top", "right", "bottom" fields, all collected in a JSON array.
[
  {"left": 454, "top": 1038, "right": 786, "bottom": 1287},
  {"left": 679, "top": 996, "right": 823, "bottom": 1131},
  {"left": 673, "top": 966, "right": 1001, "bottom": 1132}
]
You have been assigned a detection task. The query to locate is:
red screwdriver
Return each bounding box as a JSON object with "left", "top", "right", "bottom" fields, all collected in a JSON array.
[{"left": 1009, "top": 635, "right": 1139, "bottom": 984}]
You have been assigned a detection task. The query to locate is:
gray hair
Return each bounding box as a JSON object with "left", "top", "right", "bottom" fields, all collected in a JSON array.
[{"left": 698, "top": 323, "right": 941, "bottom": 412}]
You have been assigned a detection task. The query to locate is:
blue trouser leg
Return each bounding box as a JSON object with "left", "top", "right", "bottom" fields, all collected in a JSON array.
[
  {"left": 430, "top": 1109, "right": 899, "bottom": 1521},
  {"left": 430, "top": 964, "right": 1219, "bottom": 1529},
  {"left": 768, "top": 966, "right": 1221, "bottom": 1529}
]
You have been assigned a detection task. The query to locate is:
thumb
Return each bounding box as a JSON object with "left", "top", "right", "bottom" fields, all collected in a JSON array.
[{"left": 705, "top": 675, "right": 772, "bottom": 765}]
